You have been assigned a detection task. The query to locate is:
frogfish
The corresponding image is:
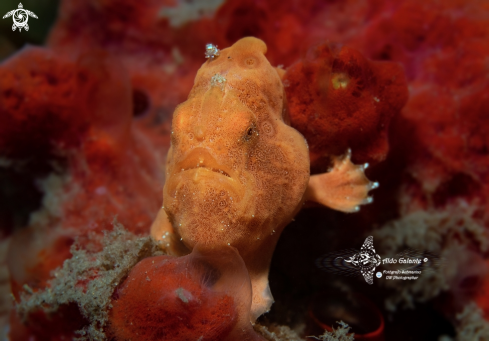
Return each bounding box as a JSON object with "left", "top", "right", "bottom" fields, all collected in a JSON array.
[{"left": 151, "top": 37, "right": 377, "bottom": 320}]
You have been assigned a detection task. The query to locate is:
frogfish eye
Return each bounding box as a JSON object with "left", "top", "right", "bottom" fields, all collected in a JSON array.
[{"left": 244, "top": 126, "right": 256, "bottom": 142}]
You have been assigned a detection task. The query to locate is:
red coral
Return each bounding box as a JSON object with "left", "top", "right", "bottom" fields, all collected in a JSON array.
[
  {"left": 284, "top": 42, "right": 408, "bottom": 172},
  {"left": 0, "top": 47, "right": 164, "bottom": 237},
  {"left": 8, "top": 231, "right": 74, "bottom": 302},
  {"left": 352, "top": 0, "right": 489, "bottom": 217},
  {"left": 9, "top": 304, "right": 87, "bottom": 341},
  {"left": 1, "top": 48, "right": 165, "bottom": 309},
  {"left": 0, "top": 48, "right": 91, "bottom": 160},
  {"left": 47, "top": 0, "right": 200, "bottom": 128}
]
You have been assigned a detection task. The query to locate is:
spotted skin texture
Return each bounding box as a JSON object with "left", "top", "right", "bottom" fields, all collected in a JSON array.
[
  {"left": 151, "top": 37, "right": 379, "bottom": 320},
  {"left": 153, "top": 37, "right": 310, "bottom": 319}
]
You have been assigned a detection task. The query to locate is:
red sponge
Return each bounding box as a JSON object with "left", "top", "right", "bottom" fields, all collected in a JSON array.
[
  {"left": 109, "top": 245, "right": 265, "bottom": 341},
  {"left": 284, "top": 42, "right": 408, "bottom": 173}
]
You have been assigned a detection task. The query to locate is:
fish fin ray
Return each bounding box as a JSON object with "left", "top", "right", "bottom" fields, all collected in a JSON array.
[
  {"left": 305, "top": 149, "right": 378, "bottom": 212},
  {"left": 150, "top": 208, "right": 190, "bottom": 256}
]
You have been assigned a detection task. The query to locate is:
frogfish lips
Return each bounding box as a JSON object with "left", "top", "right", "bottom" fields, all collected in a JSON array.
[
  {"left": 165, "top": 147, "right": 245, "bottom": 202},
  {"left": 174, "top": 148, "right": 234, "bottom": 179}
]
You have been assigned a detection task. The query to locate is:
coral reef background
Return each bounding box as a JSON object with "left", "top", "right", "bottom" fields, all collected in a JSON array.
[{"left": 1, "top": 0, "right": 489, "bottom": 340}]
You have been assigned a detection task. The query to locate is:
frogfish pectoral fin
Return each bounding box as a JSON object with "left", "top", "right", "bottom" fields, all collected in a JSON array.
[
  {"left": 304, "top": 149, "right": 379, "bottom": 212},
  {"left": 150, "top": 208, "right": 191, "bottom": 256},
  {"left": 250, "top": 272, "right": 274, "bottom": 322}
]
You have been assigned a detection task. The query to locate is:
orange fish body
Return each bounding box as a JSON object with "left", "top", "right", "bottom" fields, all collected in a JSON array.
[{"left": 152, "top": 37, "right": 375, "bottom": 319}]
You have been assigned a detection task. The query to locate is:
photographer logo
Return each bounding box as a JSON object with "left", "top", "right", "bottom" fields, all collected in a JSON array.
[
  {"left": 316, "top": 236, "right": 439, "bottom": 284},
  {"left": 3, "top": 3, "right": 38, "bottom": 32}
]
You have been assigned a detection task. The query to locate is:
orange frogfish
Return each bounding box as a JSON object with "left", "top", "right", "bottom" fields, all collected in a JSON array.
[{"left": 151, "top": 37, "right": 377, "bottom": 320}]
